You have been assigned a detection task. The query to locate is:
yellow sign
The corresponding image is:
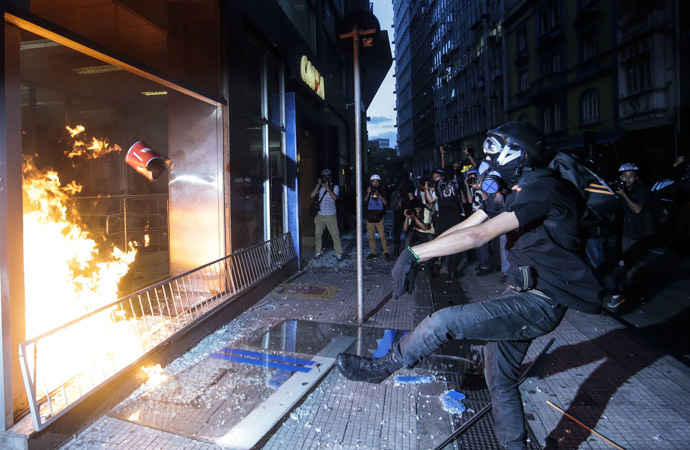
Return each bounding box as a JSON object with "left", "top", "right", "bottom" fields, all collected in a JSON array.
[{"left": 300, "top": 55, "right": 325, "bottom": 100}]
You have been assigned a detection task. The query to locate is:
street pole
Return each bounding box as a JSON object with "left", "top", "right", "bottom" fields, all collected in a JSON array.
[
  {"left": 352, "top": 25, "right": 364, "bottom": 325},
  {"left": 340, "top": 20, "right": 378, "bottom": 326}
]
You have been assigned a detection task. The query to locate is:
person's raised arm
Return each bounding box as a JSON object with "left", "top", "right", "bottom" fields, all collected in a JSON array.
[
  {"left": 326, "top": 184, "right": 339, "bottom": 202},
  {"left": 463, "top": 147, "right": 477, "bottom": 168},
  {"left": 311, "top": 180, "right": 322, "bottom": 198}
]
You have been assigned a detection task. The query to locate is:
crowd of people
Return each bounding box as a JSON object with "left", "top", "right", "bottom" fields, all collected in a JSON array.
[{"left": 312, "top": 141, "right": 690, "bottom": 312}]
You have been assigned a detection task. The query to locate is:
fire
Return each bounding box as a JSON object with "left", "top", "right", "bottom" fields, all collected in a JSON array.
[
  {"left": 64, "top": 125, "right": 122, "bottom": 160},
  {"left": 22, "top": 154, "right": 136, "bottom": 337},
  {"left": 142, "top": 364, "right": 168, "bottom": 390},
  {"left": 21, "top": 126, "right": 181, "bottom": 420}
]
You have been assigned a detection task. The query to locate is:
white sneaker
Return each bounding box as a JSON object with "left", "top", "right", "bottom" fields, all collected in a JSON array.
[
  {"left": 314, "top": 253, "right": 322, "bottom": 259},
  {"left": 606, "top": 295, "right": 625, "bottom": 309},
  {"left": 336, "top": 254, "right": 343, "bottom": 261}
]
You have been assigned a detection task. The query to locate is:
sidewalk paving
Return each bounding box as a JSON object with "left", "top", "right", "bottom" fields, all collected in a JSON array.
[{"left": 60, "top": 228, "right": 690, "bottom": 449}]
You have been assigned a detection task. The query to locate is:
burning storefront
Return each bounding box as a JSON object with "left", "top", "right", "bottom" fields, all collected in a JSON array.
[{"left": 0, "top": 0, "right": 390, "bottom": 445}]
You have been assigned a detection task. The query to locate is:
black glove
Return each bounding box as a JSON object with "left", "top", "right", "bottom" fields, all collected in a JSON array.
[{"left": 392, "top": 247, "right": 419, "bottom": 300}]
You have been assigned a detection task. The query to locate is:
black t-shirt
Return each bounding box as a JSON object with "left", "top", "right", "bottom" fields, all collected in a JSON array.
[
  {"left": 622, "top": 183, "right": 654, "bottom": 239},
  {"left": 482, "top": 168, "right": 602, "bottom": 313}
]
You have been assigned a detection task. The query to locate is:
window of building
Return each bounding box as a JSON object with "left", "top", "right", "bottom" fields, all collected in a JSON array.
[
  {"left": 543, "top": 103, "right": 562, "bottom": 133},
  {"left": 517, "top": 29, "right": 527, "bottom": 52},
  {"left": 28, "top": 0, "right": 221, "bottom": 97},
  {"left": 625, "top": 52, "right": 652, "bottom": 95},
  {"left": 519, "top": 69, "right": 529, "bottom": 92},
  {"left": 14, "top": 18, "right": 226, "bottom": 318},
  {"left": 538, "top": 5, "right": 559, "bottom": 35},
  {"left": 581, "top": 90, "right": 600, "bottom": 124},
  {"left": 554, "top": 103, "right": 562, "bottom": 131},
  {"left": 581, "top": 30, "right": 597, "bottom": 61}
]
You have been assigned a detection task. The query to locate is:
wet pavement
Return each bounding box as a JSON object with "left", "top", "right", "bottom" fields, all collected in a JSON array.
[{"left": 60, "top": 221, "right": 690, "bottom": 449}]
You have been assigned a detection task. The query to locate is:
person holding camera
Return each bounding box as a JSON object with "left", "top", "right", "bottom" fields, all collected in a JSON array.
[
  {"left": 364, "top": 174, "right": 391, "bottom": 261},
  {"left": 607, "top": 163, "right": 654, "bottom": 308},
  {"left": 403, "top": 198, "right": 435, "bottom": 248},
  {"left": 311, "top": 168, "right": 343, "bottom": 260}
]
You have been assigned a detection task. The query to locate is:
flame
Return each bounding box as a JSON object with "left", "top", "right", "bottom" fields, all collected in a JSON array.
[
  {"left": 66, "top": 125, "right": 85, "bottom": 138},
  {"left": 22, "top": 154, "right": 137, "bottom": 337},
  {"left": 142, "top": 364, "right": 168, "bottom": 388},
  {"left": 64, "top": 125, "right": 122, "bottom": 160}
]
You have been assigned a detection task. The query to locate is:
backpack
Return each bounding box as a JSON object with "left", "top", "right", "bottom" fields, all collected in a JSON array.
[
  {"left": 548, "top": 152, "right": 618, "bottom": 226},
  {"left": 366, "top": 196, "right": 385, "bottom": 222}
]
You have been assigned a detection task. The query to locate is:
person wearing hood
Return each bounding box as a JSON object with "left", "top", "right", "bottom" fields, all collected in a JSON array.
[{"left": 336, "top": 122, "right": 602, "bottom": 450}]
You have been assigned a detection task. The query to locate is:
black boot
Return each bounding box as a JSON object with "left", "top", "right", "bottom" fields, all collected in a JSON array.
[{"left": 336, "top": 351, "right": 404, "bottom": 383}]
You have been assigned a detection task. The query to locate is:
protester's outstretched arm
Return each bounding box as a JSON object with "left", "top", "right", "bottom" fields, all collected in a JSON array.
[
  {"left": 412, "top": 211, "right": 519, "bottom": 261},
  {"left": 435, "top": 209, "right": 489, "bottom": 238}
]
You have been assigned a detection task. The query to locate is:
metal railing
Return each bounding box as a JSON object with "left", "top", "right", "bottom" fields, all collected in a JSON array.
[
  {"left": 18, "top": 233, "right": 297, "bottom": 432},
  {"left": 71, "top": 194, "right": 169, "bottom": 252}
]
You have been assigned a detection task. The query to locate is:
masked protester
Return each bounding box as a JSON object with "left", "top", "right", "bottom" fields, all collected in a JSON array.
[{"left": 336, "top": 122, "right": 602, "bottom": 450}]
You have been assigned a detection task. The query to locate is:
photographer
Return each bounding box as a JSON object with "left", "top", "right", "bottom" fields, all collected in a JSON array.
[
  {"left": 607, "top": 163, "right": 654, "bottom": 309},
  {"left": 403, "top": 198, "right": 435, "bottom": 248},
  {"left": 415, "top": 175, "right": 437, "bottom": 213},
  {"left": 311, "top": 168, "right": 343, "bottom": 260},
  {"left": 365, "top": 174, "right": 391, "bottom": 261}
]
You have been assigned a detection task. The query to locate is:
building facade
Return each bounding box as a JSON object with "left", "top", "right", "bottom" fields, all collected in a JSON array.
[
  {"left": 394, "top": 0, "right": 686, "bottom": 181},
  {"left": 0, "top": 0, "right": 390, "bottom": 428},
  {"left": 393, "top": 0, "right": 508, "bottom": 176}
]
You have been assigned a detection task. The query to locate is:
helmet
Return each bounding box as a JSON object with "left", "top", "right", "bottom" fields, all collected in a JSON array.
[
  {"left": 370, "top": 174, "right": 381, "bottom": 181},
  {"left": 618, "top": 163, "right": 639, "bottom": 172},
  {"left": 432, "top": 168, "right": 444, "bottom": 175},
  {"left": 482, "top": 122, "right": 547, "bottom": 187},
  {"left": 321, "top": 169, "right": 333, "bottom": 176}
]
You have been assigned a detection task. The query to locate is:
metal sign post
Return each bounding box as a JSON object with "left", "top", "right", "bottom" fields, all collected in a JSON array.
[{"left": 340, "top": 25, "right": 378, "bottom": 326}]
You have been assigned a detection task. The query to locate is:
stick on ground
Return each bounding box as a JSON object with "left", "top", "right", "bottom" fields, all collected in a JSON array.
[{"left": 546, "top": 400, "right": 626, "bottom": 450}]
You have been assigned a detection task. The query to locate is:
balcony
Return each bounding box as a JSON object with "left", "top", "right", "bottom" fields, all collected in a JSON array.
[
  {"left": 573, "top": 0, "right": 599, "bottom": 28},
  {"left": 619, "top": 88, "right": 671, "bottom": 124},
  {"left": 536, "top": 26, "right": 564, "bottom": 51}
]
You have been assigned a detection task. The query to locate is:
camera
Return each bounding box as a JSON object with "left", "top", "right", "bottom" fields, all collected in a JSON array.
[
  {"left": 610, "top": 179, "right": 626, "bottom": 192},
  {"left": 404, "top": 208, "right": 413, "bottom": 216},
  {"left": 321, "top": 176, "right": 330, "bottom": 184},
  {"left": 370, "top": 186, "right": 379, "bottom": 199}
]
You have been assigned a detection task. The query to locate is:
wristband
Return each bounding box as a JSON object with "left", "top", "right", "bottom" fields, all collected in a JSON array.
[{"left": 407, "top": 246, "right": 421, "bottom": 263}]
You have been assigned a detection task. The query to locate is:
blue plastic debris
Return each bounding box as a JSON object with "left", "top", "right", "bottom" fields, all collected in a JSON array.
[
  {"left": 441, "top": 390, "right": 466, "bottom": 415},
  {"left": 393, "top": 375, "right": 435, "bottom": 385}
]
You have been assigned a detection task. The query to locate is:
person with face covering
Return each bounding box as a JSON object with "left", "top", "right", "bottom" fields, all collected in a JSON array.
[{"left": 336, "top": 122, "right": 603, "bottom": 450}]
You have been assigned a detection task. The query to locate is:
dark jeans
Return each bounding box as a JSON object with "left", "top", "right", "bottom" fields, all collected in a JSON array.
[
  {"left": 394, "top": 290, "right": 566, "bottom": 450},
  {"left": 477, "top": 242, "right": 491, "bottom": 269},
  {"left": 393, "top": 210, "right": 406, "bottom": 253}
]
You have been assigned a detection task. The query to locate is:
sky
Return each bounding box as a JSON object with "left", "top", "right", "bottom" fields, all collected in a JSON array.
[{"left": 367, "top": 0, "right": 397, "bottom": 147}]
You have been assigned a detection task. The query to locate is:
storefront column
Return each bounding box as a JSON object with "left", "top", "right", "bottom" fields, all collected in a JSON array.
[{"left": 0, "top": 23, "right": 27, "bottom": 428}]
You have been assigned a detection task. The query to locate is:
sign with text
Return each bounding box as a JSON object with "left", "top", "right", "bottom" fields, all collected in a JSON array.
[{"left": 300, "top": 55, "right": 325, "bottom": 100}]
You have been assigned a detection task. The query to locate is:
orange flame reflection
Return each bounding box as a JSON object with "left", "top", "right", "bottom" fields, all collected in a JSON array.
[{"left": 64, "top": 125, "right": 122, "bottom": 160}]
